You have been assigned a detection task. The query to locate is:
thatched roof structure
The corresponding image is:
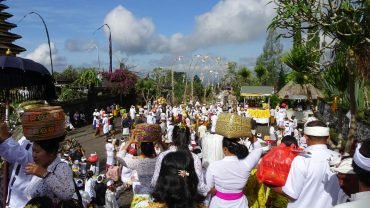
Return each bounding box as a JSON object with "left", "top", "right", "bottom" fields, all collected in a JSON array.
[{"left": 277, "top": 81, "right": 323, "bottom": 99}]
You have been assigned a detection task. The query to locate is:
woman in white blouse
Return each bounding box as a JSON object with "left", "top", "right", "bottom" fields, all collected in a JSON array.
[
  {"left": 206, "top": 136, "right": 262, "bottom": 208},
  {"left": 0, "top": 123, "right": 75, "bottom": 207}
]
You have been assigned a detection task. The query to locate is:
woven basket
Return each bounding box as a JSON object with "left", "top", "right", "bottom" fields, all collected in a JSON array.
[
  {"left": 215, "top": 113, "right": 252, "bottom": 139},
  {"left": 134, "top": 123, "right": 161, "bottom": 142},
  {"left": 22, "top": 106, "right": 66, "bottom": 141}
]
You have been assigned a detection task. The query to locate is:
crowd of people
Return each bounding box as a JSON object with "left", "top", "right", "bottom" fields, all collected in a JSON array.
[{"left": 0, "top": 99, "right": 369, "bottom": 208}]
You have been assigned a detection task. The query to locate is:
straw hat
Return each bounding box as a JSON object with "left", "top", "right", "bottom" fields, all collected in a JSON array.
[{"left": 22, "top": 106, "right": 66, "bottom": 141}]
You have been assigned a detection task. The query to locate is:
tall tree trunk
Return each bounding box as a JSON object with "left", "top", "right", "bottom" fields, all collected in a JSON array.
[
  {"left": 171, "top": 69, "right": 175, "bottom": 105},
  {"left": 183, "top": 73, "right": 188, "bottom": 102},
  {"left": 191, "top": 75, "right": 194, "bottom": 101},
  {"left": 364, "top": 85, "right": 369, "bottom": 111},
  {"left": 345, "top": 51, "right": 357, "bottom": 154}
]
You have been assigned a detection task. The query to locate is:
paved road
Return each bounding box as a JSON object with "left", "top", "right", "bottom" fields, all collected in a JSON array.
[{"left": 66, "top": 119, "right": 132, "bottom": 208}]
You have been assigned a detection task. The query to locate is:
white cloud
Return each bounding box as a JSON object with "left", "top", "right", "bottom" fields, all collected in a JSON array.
[
  {"left": 104, "top": 5, "right": 155, "bottom": 53},
  {"left": 104, "top": 0, "right": 274, "bottom": 54},
  {"left": 24, "top": 42, "right": 66, "bottom": 70},
  {"left": 191, "top": 0, "right": 274, "bottom": 46}
]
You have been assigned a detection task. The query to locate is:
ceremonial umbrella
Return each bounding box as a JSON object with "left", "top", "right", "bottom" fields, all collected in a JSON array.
[{"left": 0, "top": 55, "right": 56, "bottom": 121}]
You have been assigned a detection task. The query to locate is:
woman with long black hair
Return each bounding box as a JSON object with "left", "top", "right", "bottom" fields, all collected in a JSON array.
[
  {"left": 151, "top": 124, "right": 209, "bottom": 196},
  {"left": 151, "top": 150, "right": 206, "bottom": 208}
]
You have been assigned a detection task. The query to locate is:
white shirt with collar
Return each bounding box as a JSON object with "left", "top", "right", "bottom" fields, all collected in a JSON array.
[
  {"left": 282, "top": 144, "right": 344, "bottom": 208},
  {"left": 0, "top": 137, "right": 33, "bottom": 208},
  {"left": 334, "top": 191, "right": 370, "bottom": 208}
]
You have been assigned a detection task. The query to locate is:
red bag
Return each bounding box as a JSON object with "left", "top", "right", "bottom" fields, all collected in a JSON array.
[
  {"left": 88, "top": 153, "right": 99, "bottom": 163},
  {"left": 256, "top": 143, "right": 299, "bottom": 186},
  {"left": 106, "top": 165, "right": 121, "bottom": 181}
]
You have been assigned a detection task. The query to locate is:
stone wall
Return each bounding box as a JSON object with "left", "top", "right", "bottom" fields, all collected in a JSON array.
[{"left": 319, "top": 103, "right": 370, "bottom": 141}]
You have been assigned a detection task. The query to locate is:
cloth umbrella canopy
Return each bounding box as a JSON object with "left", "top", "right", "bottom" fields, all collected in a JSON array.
[
  {"left": 0, "top": 55, "right": 55, "bottom": 100},
  {"left": 277, "top": 81, "right": 323, "bottom": 99},
  {"left": 0, "top": 55, "right": 56, "bottom": 122},
  {"left": 0, "top": 55, "right": 52, "bottom": 87}
]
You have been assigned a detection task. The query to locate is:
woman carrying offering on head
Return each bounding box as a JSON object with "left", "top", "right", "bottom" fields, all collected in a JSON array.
[
  {"left": 0, "top": 106, "right": 75, "bottom": 207},
  {"left": 206, "top": 134, "right": 263, "bottom": 208}
]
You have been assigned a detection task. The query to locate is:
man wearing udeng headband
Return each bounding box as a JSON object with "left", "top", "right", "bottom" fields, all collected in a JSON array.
[
  {"left": 272, "top": 119, "right": 345, "bottom": 208},
  {"left": 335, "top": 140, "right": 370, "bottom": 208}
]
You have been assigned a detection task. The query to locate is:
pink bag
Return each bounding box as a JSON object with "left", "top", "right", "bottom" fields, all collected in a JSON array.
[{"left": 106, "top": 165, "right": 121, "bottom": 181}]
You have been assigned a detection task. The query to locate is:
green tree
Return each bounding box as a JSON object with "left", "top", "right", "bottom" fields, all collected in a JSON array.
[
  {"left": 136, "top": 78, "right": 156, "bottom": 104},
  {"left": 193, "top": 75, "right": 204, "bottom": 101},
  {"left": 74, "top": 68, "right": 101, "bottom": 88},
  {"left": 238, "top": 66, "right": 252, "bottom": 85},
  {"left": 255, "top": 29, "right": 284, "bottom": 86},
  {"left": 150, "top": 67, "right": 170, "bottom": 98},
  {"left": 254, "top": 64, "right": 267, "bottom": 84},
  {"left": 54, "top": 65, "right": 79, "bottom": 83},
  {"left": 270, "top": 0, "right": 370, "bottom": 153},
  {"left": 277, "top": 67, "right": 286, "bottom": 90},
  {"left": 59, "top": 87, "right": 83, "bottom": 101}
]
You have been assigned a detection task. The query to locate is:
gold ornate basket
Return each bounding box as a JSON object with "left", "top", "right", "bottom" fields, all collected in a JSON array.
[{"left": 215, "top": 113, "right": 252, "bottom": 139}]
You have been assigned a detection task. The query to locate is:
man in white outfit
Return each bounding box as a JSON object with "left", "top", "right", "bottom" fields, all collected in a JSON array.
[
  {"left": 129, "top": 105, "right": 136, "bottom": 121},
  {"left": 0, "top": 135, "right": 33, "bottom": 208},
  {"left": 102, "top": 114, "right": 110, "bottom": 135},
  {"left": 272, "top": 120, "right": 345, "bottom": 208},
  {"left": 334, "top": 140, "right": 370, "bottom": 208}
]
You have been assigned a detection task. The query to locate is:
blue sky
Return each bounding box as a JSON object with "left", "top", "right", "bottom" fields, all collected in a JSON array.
[{"left": 4, "top": 0, "right": 289, "bottom": 75}]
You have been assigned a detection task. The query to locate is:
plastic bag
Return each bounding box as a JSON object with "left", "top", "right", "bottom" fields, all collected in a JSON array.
[
  {"left": 256, "top": 143, "right": 298, "bottom": 187},
  {"left": 88, "top": 153, "right": 99, "bottom": 163}
]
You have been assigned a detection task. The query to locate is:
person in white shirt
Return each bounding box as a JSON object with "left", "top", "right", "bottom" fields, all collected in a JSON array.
[
  {"left": 102, "top": 114, "right": 109, "bottom": 135},
  {"left": 275, "top": 108, "right": 285, "bottom": 127},
  {"left": 201, "top": 132, "right": 224, "bottom": 168},
  {"left": 283, "top": 117, "right": 292, "bottom": 136},
  {"left": 331, "top": 157, "right": 358, "bottom": 200},
  {"left": 92, "top": 109, "right": 100, "bottom": 122},
  {"left": 84, "top": 171, "right": 96, "bottom": 203},
  {"left": 269, "top": 126, "right": 277, "bottom": 141},
  {"left": 172, "top": 106, "right": 178, "bottom": 117},
  {"left": 105, "top": 139, "right": 115, "bottom": 170},
  {"left": 75, "top": 178, "right": 92, "bottom": 208},
  {"left": 202, "top": 104, "right": 208, "bottom": 115},
  {"left": 105, "top": 180, "right": 125, "bottom": 208},
  {"left": 291, "top": 115, "right": 298, "bottom": 129},
  {"left": 334, "top": 140, "right": 370, "bottom": 208},
  {"left": 210, "top": 113, "right": 218, "bottom": 133},
  {"left": 272, "top": 120, "right": 345, "bottom": 208},
  {"left": 206, "top": 136, "right": 263, "bottom": 208},
  {"left": 129, "top": 105, "right": 136, "bottom": 121},
  {"left": 0, "top": 136, "right": 33, "bottom": 208},
  {"left": 197, "top": 122, "right": 207, "bottom": 141},
  {"left": 146, "top": 112, "right": 156, "bottom": 124},
  {"left": 297, "top": 128, "right": 307, "bottom": 148},
  {"left": 166, "top": 121, "right": 174, "bottom": 143}
]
